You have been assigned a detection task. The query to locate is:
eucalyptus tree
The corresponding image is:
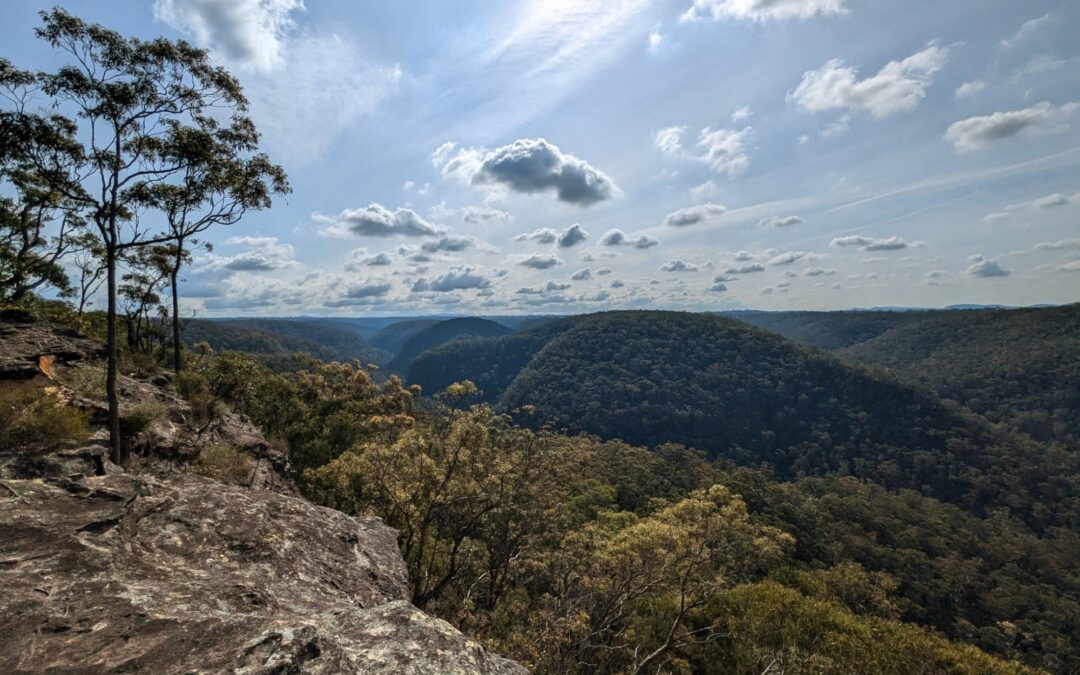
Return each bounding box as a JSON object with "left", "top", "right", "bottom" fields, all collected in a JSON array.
[
  {"left": 139, "top": 124, "right": 288, "bottom": 372},
  {"left": 0, "top": 9, "right": 284, "bottom": 463}
]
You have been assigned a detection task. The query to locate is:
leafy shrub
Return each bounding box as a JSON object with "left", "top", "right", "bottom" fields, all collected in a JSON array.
[
  {"left": 0, "top": 382, "right": 89, "bottom": 448},
  {"left": 123, "top": 400, "right": 168, "bottom": 436},
  {"left": 62, "top": 363, "right": 107, "bottom": 401},
  {"left": 192, "top": 441, "right": 254, "bottom": 483},
  {"left": 176, "top": 369, "right": 211, "bottom": 420}
]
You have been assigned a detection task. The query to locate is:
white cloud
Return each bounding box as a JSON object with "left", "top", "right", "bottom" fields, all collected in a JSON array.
[
  {"left": 689, "top": 180, "right": 720, "bottom": 203},
  {"left": 726, "top": 263, "right": 765, "bottom": 274},
  {"left": 1014, "top": 55, "right": 1067, "bottom": 82},
  {"left": 153, "top": 0, "right": 303, "bottom": 73},
  {"left": 316, "top": 204, "right": 445, "bottom": 238},
  {"left": 831, "top": 235, "right": 910, "bottom": 251},
  {"left": 647, "top": 29, "right": 664, "bottom": 54},
  {"left": 663, "top": 203, "right": 727, "bottom": 227},
  {"left": 514, "top": 228, "right": 558, "bottom": 244},
  {"left": 437, "top": 138, "right": 619, "bottom": 206},
  {"left": 696, "top": 126, "right": 751, "bottom": 176},
  {"left": 731, "top": 105, "right": 753, "bottom": 123},
  {"left": 517, "top": 280, "right": 571, "bottom": 295},
  {"left": 759, "top": 215, "right": 804, "bottom": 228},
  {"left": 966, "top": 256, "right": 1010, "bottom": 278},
  {"left": 788, "top": 45, "right": 949, "bottom": 118},
  {"left": 462, "top": 206, "right": 511, "bottom": 225},
  {"left": 412, "top": 265, "right": 494, "bottom": 292},
  {"left": 768, "top": 251, "right": 807, "bottom": 265},
  {"left": 683, "top": 0, "right": 848, "bottom": 23},
  {"left": 421, "top": 235, "right": 476, "bottom": 253},
  {"left": 517, "top": 254, "right": 565, "bottom": 270},
  {"left": 1034, "top": 239, "right": 1080, "bottom": 251},
  {"left": 944, "top": 101, "right": 1080, "bottom": 152},
  {"left": 954, "top": 79, "right": 986, "bottom": 99},
  {"left": 654, "top": 126, "right": 687, "bottom": 156},
  {"left": 210, "top": 236, "right": 297, "bottom": 272},
  {"left": 557, "top": 223, "right": 589, "bottom": 248},
  {"left": 999, "top": 13, "right": 1054, "bottom": 49},
  {"left": 661, "top": 259, "right": 700, "bottom": 272},
  {"left": 600, "top": 229, "right": 659, "bottom": 249},
  {"left": 571, "top": 268, "right": 593, "bottom": 280}
]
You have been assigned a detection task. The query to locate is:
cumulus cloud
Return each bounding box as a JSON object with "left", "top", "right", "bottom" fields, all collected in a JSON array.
[
  {"left": 788, "top": 45, "right": 949, "bottom": 118},
  {"left": 731, "top": 105, "right": 753, "bottom": 123},
  {"left": 966, "top": 256, "right": 1010, "bottom": 278},
  {"left": 708, "top": 281, "right": 728, "bottom": 292},
  {"left": 768, "top": 251, "right": 807, "bottom": 265},
  {"left": 596, "top": 267, "right": 613, "bottom": 276},
  {"left": 663, "top": 203, "right": 727, "bottom": 227},
  {"left": 802, "top": 266, "right": 835, "bottom": 276},
  {"left": 726, "top": 263, "right": 765, "bottom": 274},
  {"left": 360, "top": 252, "right": 393, "bottom": 266},
  {"left": 517, "top": 254, "right": 565, "bottom": 270},
  {"left": 831, "top": 235, "right": 910, "bottom": 251},
  {"left": 657, "top": 125, "right": 750, "bottom": 178},
  {"left": 213, "top": 236, "right": 296, "bottom": 272},
  {"left": 557, "top": 223, "right": 589, "bottom": 248},
  {"left": 462, "top": 206, "right": 511, "bottom": 225},
  {"left": 647, "top": 29, "right": 664, "bottom": 54},
  {"left": 412, "top": 266, "right": 493, "bottom": 292},
  {"left": 421, "top": 235, "right": 475, "bottom": 253},
  {"left": 153, "top": 0, "right": 302, "bottom": 72},
  {"left": 759, "top": 215, "right": 804, "bottom": 228},
  {"left": 338, "top": 279, "right": 393, "bottom": 300},
  {"left": 733, "top": 250, "right": 754, "bottom": 261},
  {"left": 571, "top": 268, "right": 593, "bottom": 280},
  {"left": 683, "top": 0, "right": 847, "bottom": 22},
  {"left": 610, "top": 279, "right": 626, "bottom": 288},
  {"left": 955, "top": 79, "right": 986, "bottom": 99},
  {"left": 437, "top": 138, "right": 618, "bottom": 206},
  {"left": 317, "top": 203, "right": 445, "bottom": 238},
  {"left": 514, "top": 228, "right": 558, "bottom": 244},
  {"left": 660, "top": 259, "right": 701, "bottom": 272},
  {"left": 697, "top": 126, "right": 752, "bottom": 176},
  {"left": 600, "top": 229, "right": 660, "bottom": 249},
  {"left": 944, "top": 101, "right": 1080, "bottom": 152},
  {"left": 517, "top": 281, "right": 571, "bottom": 295}
]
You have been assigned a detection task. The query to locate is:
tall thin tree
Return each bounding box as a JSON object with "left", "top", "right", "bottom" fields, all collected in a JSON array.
[{"left": 0, "top": 10, "right": 277, "bottom": 463}]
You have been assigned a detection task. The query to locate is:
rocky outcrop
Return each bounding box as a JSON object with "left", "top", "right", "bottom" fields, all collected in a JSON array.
[
  {"left": 0, "top": 319, "right": 103, "bottom": 379},
  {"left": 0, "top": 318, "right": 527, "bottom": 673}
]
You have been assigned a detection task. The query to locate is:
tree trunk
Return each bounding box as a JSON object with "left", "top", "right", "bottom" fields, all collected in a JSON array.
[
  {"left": 171, "top": 241, "right": 182, "bottom": 372},
  {"left": 105, "top": 241, "right": 122, "bottom": 465}
]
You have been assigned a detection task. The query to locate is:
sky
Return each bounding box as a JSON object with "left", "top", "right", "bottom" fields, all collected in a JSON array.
[{"left": 2, "top": 0, "right": 1079, "bottom": 315}]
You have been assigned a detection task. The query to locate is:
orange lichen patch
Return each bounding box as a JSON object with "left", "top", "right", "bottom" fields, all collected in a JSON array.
[{"left": 38, "top": 355, "right": 58, "bottom": 380}]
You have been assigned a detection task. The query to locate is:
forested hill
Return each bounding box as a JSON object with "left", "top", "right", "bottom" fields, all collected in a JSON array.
[
  {"left": 726, "top": 305, "right": 1080, "bottom": 448},
  {"left": 725, "top": 310, "right": 920, "bottom": 350},
  {"left": 498, "top": 311, "right": 1080, "bottom": 531},
  {"left": 388, "top": 317, "right": 512, "bottom": 375},
  {"left": 838, "top": 304, "right": 1080, "bottom": 447},
  {"left": 367, "top": 319, "right": 440, "bottom": 358},
  {"left": 407, "top": 317, "right": 580, "bottom": 400},
  {"left": 181, "top": 318, "right": 388, "bottom": 370}
]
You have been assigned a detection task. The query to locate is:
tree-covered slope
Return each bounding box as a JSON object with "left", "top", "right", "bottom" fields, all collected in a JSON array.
[
  {"left": 181, "top": 318, "right": 387, "bottom": 370},
  {"left": 406, "top": 317, "right": 580, "bottom": 400},
  {"left": 726, "top": 309, "right": 919, "bottom": 350},
  {"left": 837, "top": 304, "right": 1080, "bottom": 447},
  {"left": 388, "top": 317, "right": 511, "bottom": 376},
  {"left": 368, "top": 319, "right": 440, "bottom": 358},
  {"left": 499, "top": 311, "right": 1079, "bottom": 530}
]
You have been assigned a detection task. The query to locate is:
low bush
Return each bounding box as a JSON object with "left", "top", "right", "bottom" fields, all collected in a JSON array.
[
  {"left": 0, "top": 382, "right": 90, "bottom": 448},
  {"left": 192, "top": 442, "right": 255, "bottom": 483}
]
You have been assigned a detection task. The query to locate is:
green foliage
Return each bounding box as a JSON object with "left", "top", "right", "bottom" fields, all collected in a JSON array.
[
  {"left": 498, "top": 311, "right": 1080, "bottom": 532},
  {"left": 176, "top": 368, "right": 212, "bottom": 420},
  {"left": 181, "top": 318, "right": 387, "bottom": 371},
  {"left": 368, "top": 318, "right": 440, "bottom": 356},
  {"left": 192, "top": 441, "right": 254, "bottom": 483},
  {"left": 61, "top": 362, "right": 106, "bottom": 401},
  {"left": 389, "top": 317, "right": 512, "bottom": 376},
  {"left": 0, "top": 381, "right": 89, "bottom": 448},
  {"left": 123, "top": 400, "right": 168, "bottom": 436}
]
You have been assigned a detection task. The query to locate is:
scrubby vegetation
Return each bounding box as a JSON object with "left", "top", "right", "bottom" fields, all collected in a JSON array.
[
  {"left": 183, "top": 343, "right": 1074, "bottom": 673},
  {"left": 0, "top": 381, "right": 89, "bottom": 449}
]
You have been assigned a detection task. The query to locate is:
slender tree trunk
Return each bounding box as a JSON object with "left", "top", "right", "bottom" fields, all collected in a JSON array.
[
  {"left": 105, "top": 239, "right": 121, "bottom": 465},
  {"left": 171, "top": 240, "right": 183, "bottom": 372}
]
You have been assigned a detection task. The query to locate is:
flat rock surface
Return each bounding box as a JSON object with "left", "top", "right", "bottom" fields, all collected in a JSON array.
[{"left": 0, "top": 472, "right": 526, "bottom": 674}]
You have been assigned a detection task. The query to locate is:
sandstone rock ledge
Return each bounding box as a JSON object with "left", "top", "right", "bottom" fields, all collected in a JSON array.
[{"left": 0, "top": 467, "right": 525, "bottom": 673}]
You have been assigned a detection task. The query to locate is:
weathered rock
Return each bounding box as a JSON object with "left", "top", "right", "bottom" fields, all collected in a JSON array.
[
  {"left": 0, "top": 320, "right": 103, "bottom": 379},
  {"left": 0, "top": 472, "right": 527, "bottom": 674}
]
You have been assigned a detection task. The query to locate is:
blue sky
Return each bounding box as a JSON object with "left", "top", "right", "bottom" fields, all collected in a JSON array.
[{"left": 3, "top": 0, "right": 1078, "bottom": 315}]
